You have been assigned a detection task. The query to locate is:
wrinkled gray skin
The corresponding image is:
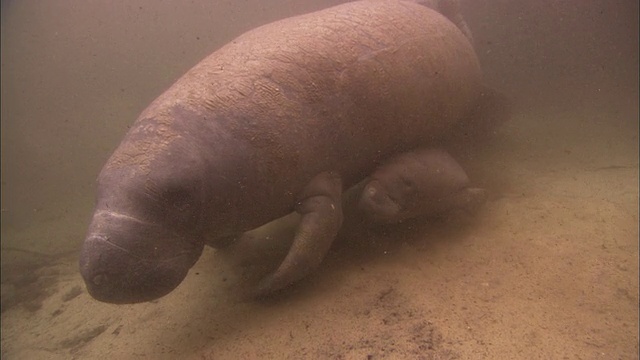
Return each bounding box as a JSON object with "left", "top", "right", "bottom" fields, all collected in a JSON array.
[{"left": 80, "top": 0, "right": 489, "bottom": 303}]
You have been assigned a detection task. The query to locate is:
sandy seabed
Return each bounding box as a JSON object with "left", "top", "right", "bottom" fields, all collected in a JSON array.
[{"left": 1, "top": 102, "right": 638, "bottom": 359}]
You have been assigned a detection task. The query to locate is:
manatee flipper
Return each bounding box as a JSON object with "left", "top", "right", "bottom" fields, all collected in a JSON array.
[{"left": 255, "top": 171, "right": 343, "bottom": 296}]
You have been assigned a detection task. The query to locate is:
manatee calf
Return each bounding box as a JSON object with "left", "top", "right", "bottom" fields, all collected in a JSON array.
[
  {"left": 80, "top": 0, "right": 493, "bottom": 303},
  {"left": 358, "top": 148, "right": 486, "bottom": 223},
  {"left": 227, "top": 147, "right": 487, "bottom": 269}
]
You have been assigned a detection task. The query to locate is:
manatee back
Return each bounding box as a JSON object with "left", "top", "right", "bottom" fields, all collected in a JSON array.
[
  {"left": 113, "top": 0, "right": 484, "bottom": 230},
  {"left": 139, "top": 1, "right": 481, "bottom": 179}
]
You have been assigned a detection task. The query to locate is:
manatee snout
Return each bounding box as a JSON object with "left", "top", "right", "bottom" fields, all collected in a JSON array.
[
  {"left": 79, "top": 210, "right": 204, "bottom": 304},
  {"left": 358, "top": 180, "right": 404, "bottom": 222}
]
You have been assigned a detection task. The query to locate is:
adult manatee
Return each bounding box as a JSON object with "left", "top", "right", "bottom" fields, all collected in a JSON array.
[{"left": 80, "top": 0, "right": 488, "bottom": 303}]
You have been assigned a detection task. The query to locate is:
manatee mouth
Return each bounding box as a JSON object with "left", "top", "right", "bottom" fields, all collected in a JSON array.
[{"left": 79, "top": 212, "right": 204, "bottom": 304}]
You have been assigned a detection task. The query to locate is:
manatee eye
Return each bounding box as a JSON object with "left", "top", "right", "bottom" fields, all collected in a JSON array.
[
  {"left": 145, "top": 179, "right": 191, "bottom": 210},
  {"left": 163, "top": 186, "right": 194, "bottom": 213}
]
